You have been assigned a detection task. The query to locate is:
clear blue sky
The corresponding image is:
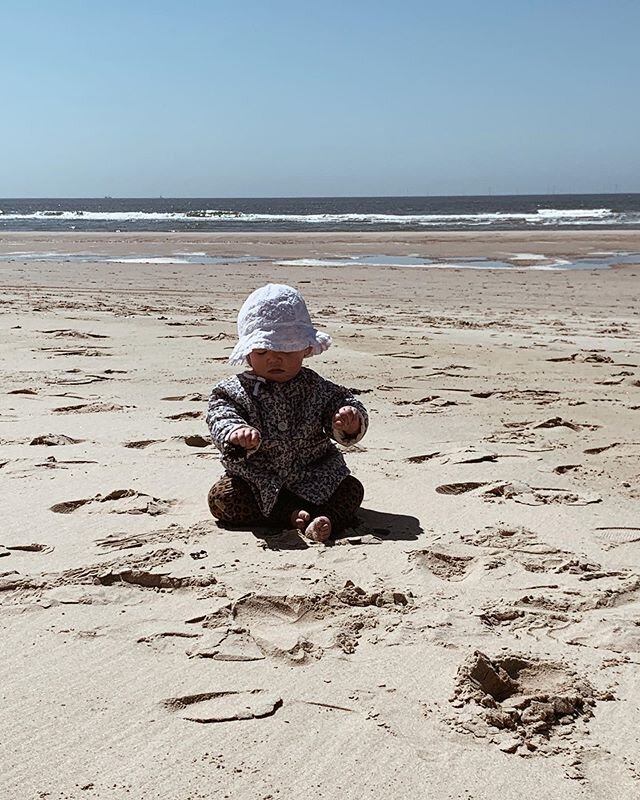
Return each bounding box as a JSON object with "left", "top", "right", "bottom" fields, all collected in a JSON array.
[{"left": 1, "top": 0, "right": 638, "bottom": 197}]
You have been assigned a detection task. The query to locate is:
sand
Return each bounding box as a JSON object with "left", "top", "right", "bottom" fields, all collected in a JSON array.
[{"left": 1, "top": 230, "right": 639, "bottom": 799}]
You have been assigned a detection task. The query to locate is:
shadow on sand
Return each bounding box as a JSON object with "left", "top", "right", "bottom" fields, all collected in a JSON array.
[
  {"left": 215, "top": 506, "right": 423, "bottom": 550},
  {"left": 351, "top": 506, "right": 423, "bottom": 542}
]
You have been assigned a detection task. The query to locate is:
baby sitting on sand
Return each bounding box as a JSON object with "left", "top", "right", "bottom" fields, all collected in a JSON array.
[{"left": 206, "top": 283, "right": 368, "bottom": 542}]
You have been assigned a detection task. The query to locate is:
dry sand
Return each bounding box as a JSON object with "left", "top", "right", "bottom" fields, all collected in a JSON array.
[{"left": 1, "top": 231, "right": 639, "bottom": 799}]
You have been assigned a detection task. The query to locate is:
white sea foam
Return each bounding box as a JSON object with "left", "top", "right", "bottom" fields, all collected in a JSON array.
[
  {"left": 0, "top": 206, "right": 630, "bottom": 227},
  {"left": 509, "top": 253, "right": 550, "bottom": 261},
  {"left": 535, "top": 208, "right": 611, "bottom": 219}
]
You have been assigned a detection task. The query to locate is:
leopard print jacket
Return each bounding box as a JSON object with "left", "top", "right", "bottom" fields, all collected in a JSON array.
[{"left": 206, "top": 367, "right": 368, "bottom": 515}]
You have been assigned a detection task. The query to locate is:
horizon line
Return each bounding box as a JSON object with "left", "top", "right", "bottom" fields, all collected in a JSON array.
[{"left": 1, "top": 191, "right": 639, "bottom": 201}]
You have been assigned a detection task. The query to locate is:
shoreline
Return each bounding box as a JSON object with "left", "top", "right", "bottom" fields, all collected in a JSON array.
[
  {"left": 2, "top": 232, "right": 638, "bottom": 327},
  {"left": 2, "top": 228, "right": 640, "bottom": 260}
]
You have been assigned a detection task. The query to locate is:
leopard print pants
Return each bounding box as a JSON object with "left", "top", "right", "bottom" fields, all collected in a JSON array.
[{"left": 208, "top": 474, "right": 364, "bottom": 534}]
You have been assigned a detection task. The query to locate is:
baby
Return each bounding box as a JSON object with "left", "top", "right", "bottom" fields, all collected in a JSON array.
[{"left": 206, "top": 283, "right": 368, "bottom": 542}]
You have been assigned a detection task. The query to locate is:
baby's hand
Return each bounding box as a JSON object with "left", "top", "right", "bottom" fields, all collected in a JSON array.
[
  {"left": 228, "top": 426, "right": 261, "bottom": 450},
  {"left": 332, "top": 406, "right": 361, "bottom": 436}
]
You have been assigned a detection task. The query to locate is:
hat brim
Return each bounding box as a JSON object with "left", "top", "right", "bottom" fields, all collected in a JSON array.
[{"left": 229, "top": 329, "right": 332, "bottom": 366}]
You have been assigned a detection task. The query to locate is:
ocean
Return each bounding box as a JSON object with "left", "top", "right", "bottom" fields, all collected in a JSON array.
[{"left": 1, "top": 194, "right": 640, "bottom": 233}]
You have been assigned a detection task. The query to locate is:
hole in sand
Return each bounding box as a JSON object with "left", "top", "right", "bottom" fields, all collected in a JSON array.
[{"left": 450, "top": 650, "right": 613, "bottom": 755}]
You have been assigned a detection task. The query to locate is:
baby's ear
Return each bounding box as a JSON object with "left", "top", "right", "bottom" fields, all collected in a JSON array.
[{"left": 304, "top": 346, "right": 313, "bottom": 358}]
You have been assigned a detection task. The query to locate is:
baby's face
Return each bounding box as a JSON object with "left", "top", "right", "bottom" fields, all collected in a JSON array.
[{"left": 248, "top": 348, "right": 310, "bottom": 383}]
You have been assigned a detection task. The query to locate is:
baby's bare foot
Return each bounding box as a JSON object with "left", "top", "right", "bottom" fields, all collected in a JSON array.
[
  {"left": 305, "top": 515, "right": 332, "bottom": 543},
  {"left": 290, "top": 509, "right": 311, "bottom": 531}
]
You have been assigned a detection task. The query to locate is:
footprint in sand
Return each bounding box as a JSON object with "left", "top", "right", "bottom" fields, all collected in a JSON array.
[
  {"left": 449, "top": 650, "right": 613, "bottom": 756},
  {"left": 40, "top": 329, "right": 109, "bottom": 340},
  {"left": 0, "top": 543, "right": 53, "bottom": 555},
  {"left": 182, "top": 434, "right": 211, "bottom": 447},
  {"left": 584, "top": 442, "right": 620, "bottom": 455},
  {"left": 53, "top": 402, "right": 133, "bottom": 414},
  {"left": 230, "top": 594, "right": 321, "bottom": 663},
  {"left": 435, "top": 481, "right": 601, "bottom": 506},
  {"left": 551, "top": 464, "right": 581, "bottom": 475},
  {"left": 461, "top": 524, "right": 560, "bottom": 553},
  {"left": 393, "top": 395, "right": 439, "bottom": 406},
  {"left": 595, "top": 376, "right": 625, "bottom": 386},
  {"left": 395, "top": 397, "right": 460, "bottom": 412},
  {"left": 29, "top": 433, "right": 84, "bottom": 446},
  {"left": 49, "top": 497, "right": 93, "bottom": 513},
  {"left": 1, "top": 547, "right": 220, "bottom": 594},
  {"left": 496, "top": 389, "right": 562, "bottom": 405},
  {"left": 533, "top": 417, "right": 594, "bottom": 432},
  {"left": 88, "top": 551, "right": 218, "bottom": 590},
  {"left": 479, "top": 574, "right": 640, "bottom": 637},
  {"left": 405, "top": 451, "right": 441, "bottom": 464},
  {"left": 52, "top": 374, "right": 110, "bottom": 386},
  {"left": 165, "top": 410, "right": 202, "bottom": 421},
  {"left": 124, "top": 435, "right": 211, "bottom": 449},
  {"left": 439, "top": 450, "right": 501, "bottom": 465},
  {"left": 1, "top": 544, "right": 51, "bottom": 559},
  {"left": 49, "top": 368, "right": 127, "bottom": 387},
  {"left": 554, "top": 616, "right": 640, "bottom": 654},
  {"left": 594, "top": 526, "right": 640, "bottom": 550},
  {"left": 546, "top": 351, "right": 613, "bottom": 364},
  {"left": 488, "top": 416, "right": 601, "bottom": 446},
  {"left": 95, "top": 521, "right": 213, "bottom": 551},
  {"left": 228, "top": 587, "right": 410, "bottom": 662},
  {"left": 161, "top": 393, "right": 208, "bottom": 402},
  {"left": 1, "top": 456, "right": 98, "bottom": 475},
  {"left": 435, "top": 481, "right": 487, "bottom": 495},
  {"left": 1, "top": 547, "right": 180, "bottom": 592},
  {"left": 163, "top": 689, "right": 282, "bottom": 723},
  {"left": 49, "top": 390, "right": 87, "bottom": 400},
  {"left": 39, "top": 346, "right": 112, "bottom": 357},
  {"left": 50, "top": 488, "right": 176, "bottom": 516},
  {"left": 408, "top": 549, "right": 474, "bottom": 581},
  {"left": 460, "top": 525, "right": 610, "bottom": 576}
]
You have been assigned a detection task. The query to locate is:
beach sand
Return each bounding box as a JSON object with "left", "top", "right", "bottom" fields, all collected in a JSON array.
[{"left": 1, "top": 231, "right": 639, "bottom": 799}]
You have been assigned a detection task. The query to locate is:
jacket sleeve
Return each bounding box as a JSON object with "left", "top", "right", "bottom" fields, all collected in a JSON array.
[
  {"left": 206, "top": 386, "right": 254, "bottom": 454},
  {"left": 320, "top": 379, "right": 369, "bottom": 446}
]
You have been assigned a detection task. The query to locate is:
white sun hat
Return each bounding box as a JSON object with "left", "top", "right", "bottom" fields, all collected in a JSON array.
[{"left": 229, "top": 283, "right": 332, "bottom": 366}]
